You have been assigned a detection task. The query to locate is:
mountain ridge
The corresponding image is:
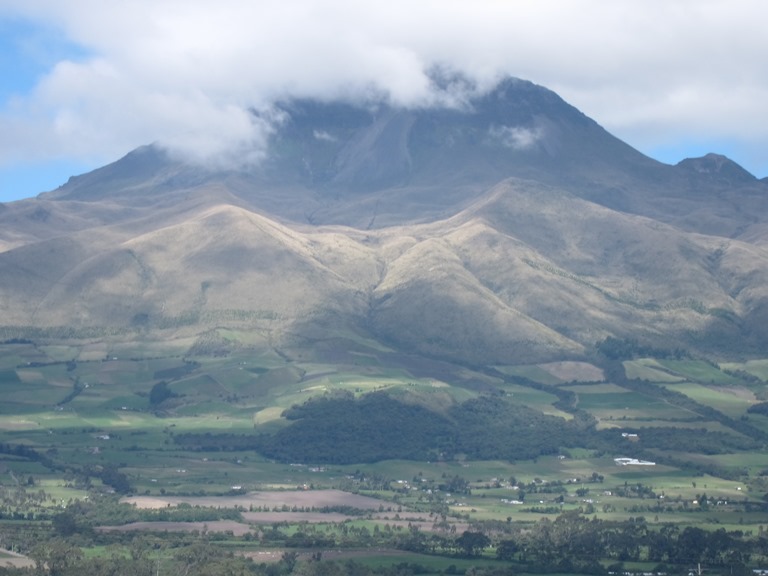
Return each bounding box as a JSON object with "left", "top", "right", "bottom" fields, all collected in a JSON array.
[{"left": 2, "top": 76, "right": 768, "bottom": 364}]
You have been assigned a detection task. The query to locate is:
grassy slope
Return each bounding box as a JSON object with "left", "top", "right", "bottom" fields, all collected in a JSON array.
[{"left": 4, "top": 176, "right": 768, "bottom": 367}]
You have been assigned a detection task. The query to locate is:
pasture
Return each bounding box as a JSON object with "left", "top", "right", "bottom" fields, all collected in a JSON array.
[
  {"left": 661, "top": 382, "right": 756, "bottom": 418},
  {"left": 722, "top": 358, "right": 768, "bottom": 383},
  {"left": 623, "top": 359, "right": 686, "bottom": 382},
  {"left": 560, "top": 382, "right": 700, "bottom": 427},
  {"left": 1, "top": 336, "right": 768, "bottom": 575},
  {"left": 654, "top": 359, "right": 743, "bottom": 385}
]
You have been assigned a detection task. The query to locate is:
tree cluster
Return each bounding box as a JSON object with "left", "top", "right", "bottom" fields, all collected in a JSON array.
[{"left": 176, "top": 392, "right": 587, "bottom": 464}]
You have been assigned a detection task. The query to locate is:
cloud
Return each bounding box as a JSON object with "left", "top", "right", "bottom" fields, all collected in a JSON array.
[
  {"left": 0, "top": 0, "right": 767, "bottom": 175},
  {"left": 313, "top": 130, "right": 337, "bottom": 143},
  {"left": 489, "top": 125, "right": 544, "bottom": 151}
]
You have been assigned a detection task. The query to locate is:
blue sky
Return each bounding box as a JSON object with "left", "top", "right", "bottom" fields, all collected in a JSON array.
[
  {"left": 0, "top": 16, "right": 92, "bottom": 200},
  {"left": 1, "top": 1, "right": 767, "bottom": 203}
]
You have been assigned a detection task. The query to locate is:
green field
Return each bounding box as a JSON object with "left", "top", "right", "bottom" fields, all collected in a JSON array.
[
  {"left": 623, "top": 359, "right": 686, "bottom": 382},
  {"left": 662, "top": 382, "right": 756, "bottom": 418},
  {"left": 561, "top": 382, "right": 701, "bottom": 427},
  {"left": 1, "top": 340, "right": 767, "bottom": 574},
  {"left": 721, "top": 358, "right": 768, "bottom": 382},
  {"left": 654, "top": 359, "right": 743, "bottom": 385}
]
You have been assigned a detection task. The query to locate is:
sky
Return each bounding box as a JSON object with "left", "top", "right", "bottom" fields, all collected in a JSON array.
[{"left": 1, "top": 0, "right": 767, "bottom": 202}]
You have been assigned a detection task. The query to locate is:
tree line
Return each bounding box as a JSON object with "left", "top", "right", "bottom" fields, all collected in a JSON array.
[{"left": 2, "top": 505, "right": 766, "bottom": 576}]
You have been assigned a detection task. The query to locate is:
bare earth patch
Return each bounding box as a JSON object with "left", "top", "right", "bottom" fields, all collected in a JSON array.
[
  {"left": 539, "top": 361, "right": 604, "bottom": 382},
  {"left": 0, "top": 419, "right": 39, "bottom": 431},
  {"left": 124, "top": 489, "right": 387, "bottom": 510},
  {"left": 242, "top": 512, "right": 354, "bottom": 523},
  {"left": 15, "top": 370, "right": 44, "bottom": 383},
  {"left": 98, "top": 520, "right": 252, "bottom": 536},
  {"left": 241, "top": 512, "right": 466, "bottom": 533},
  {"left": 100, "top": 511, "right": 466, "bottom": 536},
  {"left": 0, "top": 549, "right": 35, "bottom": 569}
]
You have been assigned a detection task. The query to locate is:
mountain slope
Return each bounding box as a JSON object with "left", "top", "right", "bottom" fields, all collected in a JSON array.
[{"left": 1, "top": 77, "right": 768, "bottom": 363}]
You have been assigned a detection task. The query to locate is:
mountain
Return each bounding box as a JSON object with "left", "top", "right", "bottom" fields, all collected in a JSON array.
[{"left": 1, "top": 77, "right": 768, "bottom": 364}]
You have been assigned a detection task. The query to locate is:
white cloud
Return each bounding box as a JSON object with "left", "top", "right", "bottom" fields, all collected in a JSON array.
[
  {"left": 313, "top": 130, "right": 337, "bottom": 143},
  {"left": 0, "top": 0, "right": 767, "bottom": 175},
  {"left": 489, "top": 125, "right": 544, "bottom": 151}
]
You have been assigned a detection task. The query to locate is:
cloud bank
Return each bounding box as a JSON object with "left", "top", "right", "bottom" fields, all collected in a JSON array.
[{"left": 1, "top": 0, "right": 767, "bottom": 176}]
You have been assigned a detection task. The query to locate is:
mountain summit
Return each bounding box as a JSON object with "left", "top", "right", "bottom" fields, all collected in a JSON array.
[{"left": 2, "top": 77, "right": 768, "bottom": 364}]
